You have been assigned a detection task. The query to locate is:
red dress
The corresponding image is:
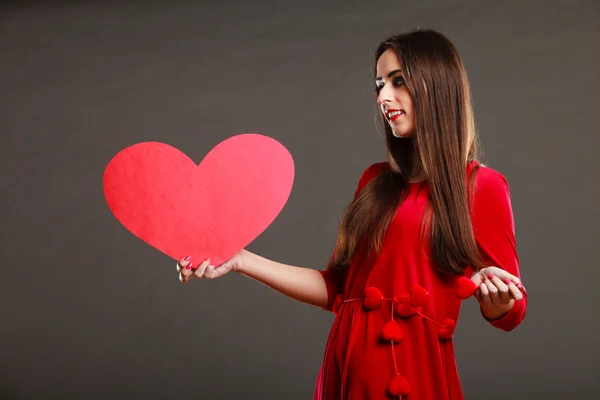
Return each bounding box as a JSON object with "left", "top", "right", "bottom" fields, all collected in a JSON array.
[{"left": 314, "top": 161, "right": 528, "bottom": 400}]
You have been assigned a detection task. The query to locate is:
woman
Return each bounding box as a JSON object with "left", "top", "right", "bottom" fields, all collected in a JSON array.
[{"left": 176, "top": 29, "right": 527, "bottom": 400}]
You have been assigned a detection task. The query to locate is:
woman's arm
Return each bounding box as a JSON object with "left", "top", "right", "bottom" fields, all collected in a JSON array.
[
  {"left": 236, "top": 250, "right": 330, "bottom": 308},
  {"left": 178, "top": 249, "right": 330, "bottom": 309},
  {"left": 470, "top": 168, "right": 528, "bottom": 331}
]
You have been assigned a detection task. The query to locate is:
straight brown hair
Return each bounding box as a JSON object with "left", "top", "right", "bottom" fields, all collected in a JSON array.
[{"left": 330, "top": 29, "right": 486, "bottom": 277}]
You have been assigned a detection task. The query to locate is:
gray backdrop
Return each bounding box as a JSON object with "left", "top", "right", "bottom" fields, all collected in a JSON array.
[{"left": 1, "top": 0, "right": 598, "bottom": 399}]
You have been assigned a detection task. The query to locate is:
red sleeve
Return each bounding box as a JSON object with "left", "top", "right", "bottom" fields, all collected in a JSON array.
[
  {"left": 318, "top": 163, "right": 383, "bottom": 312},
  {"left": 472, "top": 168, "right": 528, "bottom": 331}
]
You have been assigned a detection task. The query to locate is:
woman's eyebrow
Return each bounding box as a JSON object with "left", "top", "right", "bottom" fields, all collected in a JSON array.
[{"left": 375, "top": 69, "right": 403, "bottom": 81}]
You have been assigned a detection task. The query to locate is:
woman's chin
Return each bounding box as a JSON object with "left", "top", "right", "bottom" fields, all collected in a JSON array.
[{"left": 392, "top": 130, "right": 414, "bottom": 139}]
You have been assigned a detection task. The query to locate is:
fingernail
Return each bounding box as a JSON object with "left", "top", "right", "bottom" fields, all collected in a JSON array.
[
  {"left": 186, "top": 262, "right": 193, "bottom": 270},
  {"left": 184, "top": 255, "right": 191, "bottom": 261},
  {"left": 504, "top": 279, "right": 511, "bottom": 285},
  {"left": 487, "top": 274, "right": 494, "bottom": 280}
]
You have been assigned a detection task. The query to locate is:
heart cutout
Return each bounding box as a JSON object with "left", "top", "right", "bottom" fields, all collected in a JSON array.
[
  {"left": 387, "top": 374, "right": 411, "bottom": 396},
  {"left": 382, "top": 320, "right": 403, "bottom": 342},
  {"left": 408, "top": 285, "right": 429, "bottom": 307},
  {"left": 363, "top": 286, "right": 384, "bottom": 310},
  {"left": 456, "top": 276, "right": 477, "bottom": 299},
  {"left": 103, "top": 134, "right": 294, "bottom": 266},
  {"left": 438, "top": 318, "right": 456, "bottom": 339}
]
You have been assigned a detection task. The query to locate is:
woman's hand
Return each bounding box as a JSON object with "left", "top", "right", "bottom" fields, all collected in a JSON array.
[
  {"left": 471, "top": 266, "right": 524, "bottom": 320},
  {"left": 176, "top": 249, "right": 252, "bottom": 283}
]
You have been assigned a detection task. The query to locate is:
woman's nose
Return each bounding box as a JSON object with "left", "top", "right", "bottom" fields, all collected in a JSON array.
[{"left": 377, "top": 87, "right": 393, "bottom": 105}]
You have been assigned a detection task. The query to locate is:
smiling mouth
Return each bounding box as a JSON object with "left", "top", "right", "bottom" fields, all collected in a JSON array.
[{"left": 386, "top": 109, "right": 405, "bottom": 122}]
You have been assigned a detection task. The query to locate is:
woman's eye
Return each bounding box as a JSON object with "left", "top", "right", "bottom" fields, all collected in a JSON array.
[
  {"left": 393, "top": 76, "right": 405, "bottom": 87},
  {"left": 375, "top": 83, "right": 384, "bottom": 92}
]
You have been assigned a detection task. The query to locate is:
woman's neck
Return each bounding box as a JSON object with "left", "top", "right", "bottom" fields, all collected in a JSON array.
[
  {"left": 409, "top": 175, "right": 425, "bottom": 183},
  {"left": 409, "top": 164, "right": 425, "bottom": 183}
]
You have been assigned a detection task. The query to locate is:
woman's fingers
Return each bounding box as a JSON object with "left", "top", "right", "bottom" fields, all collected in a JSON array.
[
  {"left": 176, "top": 256, "right": 215, "bottom": 283},
  {"left": 193, "top": 258, "right": 211, "bottom": 279},
  {"left": 489, "top": 275, "right": 511, "bottom": 302},
  {"left": 176, "top": 254, "right": 237, "bottom": 282},
  {"left": 487, "top": 266, "right": 522, "bottom": 287},
  {"left": 178, "top": 256, "right": 195, "bottom": 283},
  {"left": 181, "top": 262, "right": 195, "bottom": 282},
  {"left": 474, "top": 267, "right": 526, "bottom": 315},
  {"left": 176, "top": 256, "right": 191, "bottom": 273},
  {"left": 478, "top": 283, "right": 491, "bottom": 306},
  {"left": 486, "top": 270, "right": 524, "bottom": 303},
  {"left": 484, "top": 278, "right": 499, "bottom": 304},
  {"left": 506, "top": 281, "right": 524, "bottom": 301},
  {"left": 204, "top": 264, "right": 226, "bottom": 279}
]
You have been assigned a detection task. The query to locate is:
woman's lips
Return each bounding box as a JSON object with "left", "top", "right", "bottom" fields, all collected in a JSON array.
[{"left": 386, "top": 109, "right": 405, "bottom": 122}]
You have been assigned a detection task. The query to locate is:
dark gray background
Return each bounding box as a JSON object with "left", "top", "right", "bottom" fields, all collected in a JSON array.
[{"left": 1, "top": 0, "right": 598, "bottom": 399}]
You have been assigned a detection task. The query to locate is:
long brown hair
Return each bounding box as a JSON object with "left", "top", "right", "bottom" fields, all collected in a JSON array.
[{"left": 330, "top": 29, "right": 485, "bottom": 277}]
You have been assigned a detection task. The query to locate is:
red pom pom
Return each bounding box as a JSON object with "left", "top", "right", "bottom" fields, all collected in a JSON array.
[
  {"left": 456, "top": 277, "right": 477, "bottom": 299},
  {"left": 438, "top": 318, "right": 456, "bottom": 339},
  {"left": 387, "top": 374, "right": 411, "bottom": 396},
  {"left": 332, "top": 294, "right": 343, "bottom": 314},
  {"left": 408, "top": 285, "right": 429, "bottom": 307},
  {"left": 394, "top": 298, "right": 419, "bottom": 317},
  {"left": 382, "top": 320, "right": 403, "bottom": 343},
  {"left": 363, "top": 286, "right": 383, "bottom": 310}
]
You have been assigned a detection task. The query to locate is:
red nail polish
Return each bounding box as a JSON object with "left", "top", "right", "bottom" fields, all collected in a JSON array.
[
  {"left": 487, "top": 274, "right": 494, "bottom": 280},
  {"left": 186, "top": 262, "right": 193, "bottom": 270},
  {"left": 504, "top": 279, "right": 511, "bottom": 285},
  {"left": 184, "top": 255, "right": 191, "bottom": 261}
]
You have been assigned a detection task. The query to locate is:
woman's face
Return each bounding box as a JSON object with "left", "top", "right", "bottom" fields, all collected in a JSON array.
[{"left": 375, "top": 48, "right": 416, "bottom": 139}]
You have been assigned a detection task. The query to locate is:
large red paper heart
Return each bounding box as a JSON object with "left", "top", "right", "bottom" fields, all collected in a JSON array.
[{"left": 103, "top": 134, "right": 294, "bottom": 266}]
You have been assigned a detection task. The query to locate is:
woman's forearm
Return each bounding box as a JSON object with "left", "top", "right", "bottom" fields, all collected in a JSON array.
[{"left": 236, "top": 252, "right": 329, "bottom": 308}]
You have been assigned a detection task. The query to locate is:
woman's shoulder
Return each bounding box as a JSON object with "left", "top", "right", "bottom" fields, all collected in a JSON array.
[
  {"left": 471, "top": 161, "right": 510, "bottom": 193},
  {"left": 364, "top": 161, "right": 389, "bottom": 176},
  {"left": 361, "top": 161, "right": 389, "bottom": 182},
  {"left": 354, "top": 162, "right": 389, "bottom": 195}
]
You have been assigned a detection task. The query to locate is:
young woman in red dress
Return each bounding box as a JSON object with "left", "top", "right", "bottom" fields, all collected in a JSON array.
[{"left": 176, "top": 28, "right": 528, "bottom": 400}]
